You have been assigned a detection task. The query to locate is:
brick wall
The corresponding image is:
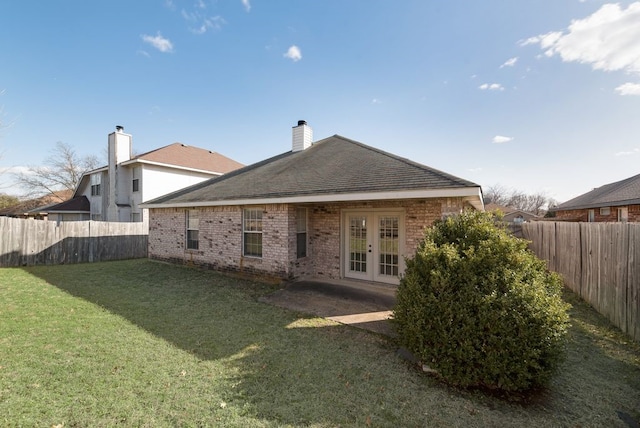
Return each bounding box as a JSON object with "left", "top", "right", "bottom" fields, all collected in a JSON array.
[
  {"left": 148, "top": 197, "right": 466, "bottom": 281},
  {"left": 555, "top": 204, "right": 640, "bottom": 222}
]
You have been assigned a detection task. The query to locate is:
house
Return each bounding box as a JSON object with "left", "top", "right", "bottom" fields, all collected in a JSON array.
[
  {"left": 484, "top": 203, "right": 540, "bottom": 224},
  {"left": 46, "top": 126, "right": 244, "bottom": 224},
  {"left": 553, "top": 173, "right": 640, "bottom": 222},
  {"left": 141, "top": 121, "right": 484, "bottom": 285},
  {"left": 0, "top": 190, "right": 73, "bottom": 220}
]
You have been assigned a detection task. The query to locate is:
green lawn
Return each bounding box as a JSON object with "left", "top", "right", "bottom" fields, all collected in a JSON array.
[{"left": 1, "top": 259, "right": 639, "bottom": 427}]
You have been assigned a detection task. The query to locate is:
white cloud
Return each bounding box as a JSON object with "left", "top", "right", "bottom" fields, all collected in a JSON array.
[
  {"left": 615, "top": 148, "right": 640, "bottom": 156},
  {"left": 479, "top": 83, "right": 504, "bottom": 91},
  {"left": 181, "top": 10, "right": 225, "bottom": 34},
  {"left": 242, "top": 0, "right": 251, "bottom": 12},
  {"left": 141, "top": 32, "right": 174, "bottom": 53},
  {"left": 284, "top": 45, "right": 302, "bottom": 62},
  {"left": 492, "top": 135, "right": 513, "bottom": 144},
  {"left": 500, "top": 57, "right": 518, "bottom": 68},
  {"left": 521, "top": 3, "right": 640, "bottom": 75},
  {"left": 615, "top": 82, "right": 640, "bottom": 95},
  {"left": 371, "top": 98, "right": 382, "bottom": 104}
]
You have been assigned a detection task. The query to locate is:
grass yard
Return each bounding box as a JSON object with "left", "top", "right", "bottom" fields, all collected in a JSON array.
[{"left": 1, "top": 260, "right": 639, "bottom": 427}]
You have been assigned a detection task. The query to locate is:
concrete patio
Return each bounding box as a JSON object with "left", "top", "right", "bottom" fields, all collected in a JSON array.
[{"left": 258, "top": 278, "right": 397, "bottom": 336}]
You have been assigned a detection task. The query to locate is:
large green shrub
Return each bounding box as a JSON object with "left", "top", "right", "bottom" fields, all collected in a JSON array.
[{"left": 392, "top": 210, "right": 570, "bottom": 392}]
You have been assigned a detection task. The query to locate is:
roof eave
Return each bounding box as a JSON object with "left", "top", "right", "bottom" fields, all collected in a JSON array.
[
  {"left": 556, "top": 198, "right": 640, "bottom": 211},
  {"left": 141, "top": 187, "right": 484, "bottom": 210},
  {"left": 121, "top": 158, "right": 226, "bottom": 176}
]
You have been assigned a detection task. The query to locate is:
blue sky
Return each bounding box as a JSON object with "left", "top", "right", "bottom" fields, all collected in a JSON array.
[{"left": 1, "top": 0, "right": 639, "bottom": 203}]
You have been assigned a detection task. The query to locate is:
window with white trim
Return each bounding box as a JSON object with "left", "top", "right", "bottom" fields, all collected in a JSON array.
[
  {"left": 618, "top": 207, "right": 628, "bottom": 222},
  {"left": 132, "top": 167, "right": 140, "bottom": 192},
  {"left": 186, "top": 210, "right": 199, "bottom": 250},
  {"left": 296, "top": 207, "right": 307, "bottom": 258},
  {"left": 588, "top": 209, "right": 595, "bottom": 222},
  {"left": 243, "top": 208, "right": 263, "bottom": 257},
  {"left": 600, "top": 207, "right": 610, "bottom": 216},
  {"left": 90, "top": 173, "right": 101, "bottom": 196}
]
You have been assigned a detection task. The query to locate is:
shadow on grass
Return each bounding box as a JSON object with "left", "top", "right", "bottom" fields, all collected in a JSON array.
[
  {"left": 22, "top": 260, "right": 640, "bottom": 427},
  {"left": 23, "top": 259, "right": 298, "bottom": 362}
]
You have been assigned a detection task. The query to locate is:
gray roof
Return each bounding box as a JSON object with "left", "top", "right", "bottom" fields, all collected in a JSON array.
[
  {"left": 143, "top": 135, "right": 481, "bottom": 206},
  {"left": 556, "top": 173, "right": 640, "bottom": 210}
]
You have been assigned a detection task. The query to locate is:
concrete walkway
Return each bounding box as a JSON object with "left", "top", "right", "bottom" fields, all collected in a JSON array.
[{"left": 258, "top": 278, "right": 397, "bottom": 336}]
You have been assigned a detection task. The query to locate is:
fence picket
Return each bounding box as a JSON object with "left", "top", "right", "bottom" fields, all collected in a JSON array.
[
  {"left": 523, "top": 221, "right": 640, "bottom": 342},
  {"left": 0, "top": 217, "right": 147, "bottom": 267}
]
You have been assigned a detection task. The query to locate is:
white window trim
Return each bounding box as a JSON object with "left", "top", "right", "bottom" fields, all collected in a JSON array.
[
  {"left": 186, "top": 210, "right": 199, "bottom": 250},
  {"left": 242, "top": 208, "right": 263, "bottom": 258},
  {"left": 296, "top": 207, "right": 308, "bottom": 259}
]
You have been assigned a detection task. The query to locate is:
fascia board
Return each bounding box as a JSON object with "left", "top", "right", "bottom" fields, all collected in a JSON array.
[{"left": 141, "top": 187, "right": 484, "bottom": 209}]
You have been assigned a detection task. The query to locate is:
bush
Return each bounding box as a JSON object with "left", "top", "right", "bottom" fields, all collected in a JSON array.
[{"left": 392, "top": 210, "right": 570, "bottom": 392}]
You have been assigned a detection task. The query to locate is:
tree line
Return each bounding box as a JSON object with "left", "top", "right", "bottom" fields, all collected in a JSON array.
[{"left": 484, "top": 184, "right": 557, "bottom": 216}]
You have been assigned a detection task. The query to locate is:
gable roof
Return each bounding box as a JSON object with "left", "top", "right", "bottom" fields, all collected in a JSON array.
[
  {"left": 0, "top": 190, "right": 73, "bottom": 217},
  {"left": 124, "top": 142, "right": 244, "bottom": 174},
  {"left": 41, "top": 196, "right": 90, "bottom": 214},
  {"left": 484, "top": 203, "right": 539, "bottom": 218},
  {"left": 73, "top": 142, "right": 244, "bottom": 198},
  {"left": 556, "top": 173, "right": 640, "bottom": 211},
  {"left": 142, "top": 135, "right": 483, "bottom": 209}
]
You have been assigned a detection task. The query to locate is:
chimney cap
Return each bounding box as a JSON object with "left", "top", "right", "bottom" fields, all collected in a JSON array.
[
  {"left": 116, "top": 125, "right": 124, "bottom": 132},
  {"left": 297, "top": 120, "right": 307, "bottom": 126}
]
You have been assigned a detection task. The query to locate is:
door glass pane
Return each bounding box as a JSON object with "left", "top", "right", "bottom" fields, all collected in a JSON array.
[
  {"left": 378, "top": 216, "right": 399, "bottom": 277},
  {"left": 349, "top": 216, "right": 367, "bottom": 273}
]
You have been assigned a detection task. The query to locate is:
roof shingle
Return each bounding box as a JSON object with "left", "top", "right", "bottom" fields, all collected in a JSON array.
[
  {"left": 132, "top": 142, "right": 244, "bottom": 174},
  {"left": 557, "top": 173, "right": 640, "bottom": 210},
  {"left": 143, "top": 135, "right": 481, "bottom": 206}
]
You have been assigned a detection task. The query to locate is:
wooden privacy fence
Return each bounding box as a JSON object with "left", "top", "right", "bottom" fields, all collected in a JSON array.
[
  {"left": 523, "top": 222, "right": 639, "bottom": 342},
  {"left": 0, "top": 217, "right": 148, "bottom": 267}
]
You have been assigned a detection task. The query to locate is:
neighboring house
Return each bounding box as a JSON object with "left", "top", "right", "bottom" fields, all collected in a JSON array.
[
  {"left": 0, "top": 190, "right": 73, "bottom": 220},
  {"left": 484, "top": 203, "right": 540, "bottom": 224},
  {"left": 554, "top": 173, "right": 640, "bottom": 222},
  {"left": 142, "top": 121, "right": 484, "bottom": 285},
  {"left": 46, "top": 126, "right": 244, "bottom": 224}
]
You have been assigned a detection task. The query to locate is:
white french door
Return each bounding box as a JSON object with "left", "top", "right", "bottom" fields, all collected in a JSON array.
[{"left": 344, "top": 210, "right": 404, "bottom": 285}]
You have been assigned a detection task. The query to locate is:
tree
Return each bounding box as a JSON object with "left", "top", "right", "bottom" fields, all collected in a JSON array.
[
  {"left": 12, "top": 141, "right": 99, "bottom": 198},
  {"left": 484, "top": 184, "right": 555, "bottom": 216},
  {"left": 0, "top": 193, "right": 20, "bottom": 209}
]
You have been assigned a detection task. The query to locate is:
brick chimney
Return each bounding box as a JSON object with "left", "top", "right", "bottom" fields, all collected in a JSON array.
[{"left": 292, "top": 120, "right": 312, "bottom": 152}]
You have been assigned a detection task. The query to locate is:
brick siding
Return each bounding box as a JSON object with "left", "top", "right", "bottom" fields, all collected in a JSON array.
[
  {"left": 148, "top": 197, "right": 468, "bottom": 281},
  {"left": 555, "top": 204, "right": 640, "bottom": 222}
]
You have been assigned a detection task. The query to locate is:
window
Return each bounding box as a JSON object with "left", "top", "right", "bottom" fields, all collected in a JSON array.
[
  {"left": 186, "top": 210, "right": 199, "bottom": 250},
  {"left": 513, "top": 215, "right": 525, "bottom": 224},
  {"left": 296, "top": 207, "right": 307, "bottom": 258},
  {"left": 588, "top": 209, "right": 595, "bottom": 222},
  {"left": 90, "top": 173, "right": 101, "bottom": 196},
  {"left": 243, "top": 208, "right": 263, "bottom": 257},
  {"left": 132, "top": 167, "right": 140, "bottom": 192},
  {"left": 600, "top": 207, "right": 610, "bottom": 216},
  {"left": 618, "top": 207, "right": 628, "bottom": 222}
]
